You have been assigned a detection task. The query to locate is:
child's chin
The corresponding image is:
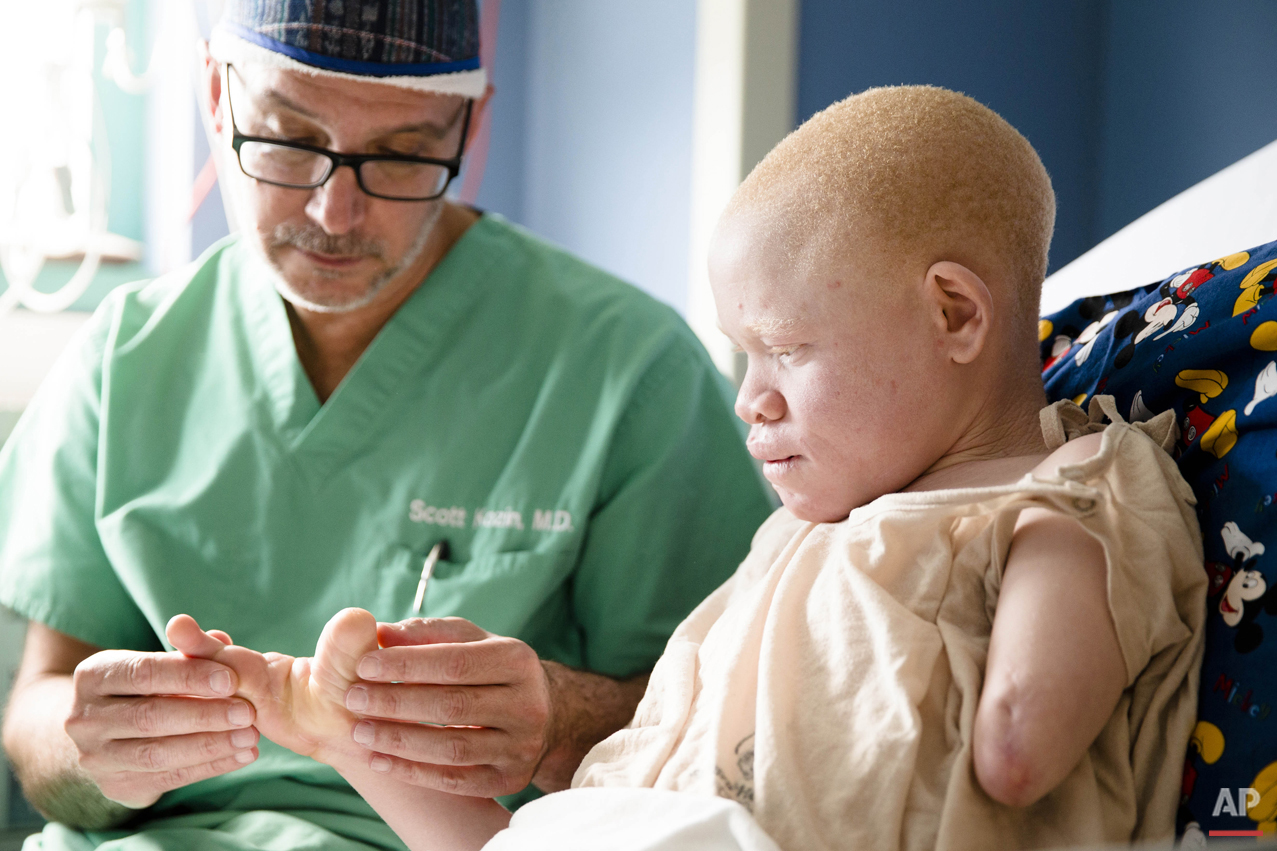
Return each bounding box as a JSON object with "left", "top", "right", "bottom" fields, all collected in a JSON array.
[{"left": 780, "top": 493, "right": 853, "bottom": 525}]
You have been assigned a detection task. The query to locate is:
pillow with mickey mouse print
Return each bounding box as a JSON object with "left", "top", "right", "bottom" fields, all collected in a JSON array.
[{"left": 1041, "top": 238, "right": 1277, "bottom": 841}]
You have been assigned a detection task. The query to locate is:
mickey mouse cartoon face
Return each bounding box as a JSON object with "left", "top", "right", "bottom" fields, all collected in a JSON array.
[
  {"left": 1217, "top": 521, "right": 1277, "bottom": 653},
  {"left": 1221, "top": 569, "right": 1267, "bottom": 627},
  {"left": 1110, "top": 269, "right": 1212, "bottom": 369}
]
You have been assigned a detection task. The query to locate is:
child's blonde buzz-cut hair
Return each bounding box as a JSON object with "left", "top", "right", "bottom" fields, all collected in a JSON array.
[{"left": 731, "top": 85, "right": 1056, "bottom": 331}]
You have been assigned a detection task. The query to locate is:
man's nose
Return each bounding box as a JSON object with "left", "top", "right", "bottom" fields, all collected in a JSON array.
[
  {"left": 305, "top": 165, "right": 366, "bottom": 235},
  {"left": 735, "top": 375, "right": 786, "bottom": 424}
]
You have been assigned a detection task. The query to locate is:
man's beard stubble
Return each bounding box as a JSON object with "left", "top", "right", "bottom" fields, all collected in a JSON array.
[{"left": 263, "top": 203, "right": 442, "bottom": 314}]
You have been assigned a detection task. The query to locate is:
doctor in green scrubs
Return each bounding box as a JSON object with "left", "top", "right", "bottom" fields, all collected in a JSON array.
[{"left": 0, "top": 3, "right": 773, "bottom": 849}]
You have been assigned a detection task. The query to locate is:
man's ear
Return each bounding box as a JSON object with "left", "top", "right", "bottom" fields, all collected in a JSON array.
[
  {"left": 198, "top": 42, "right": 224, "bottom": 136},
  {"left": 476, "top": 82, "right": 496, "bottom": 116},
  {"left": 926, "top": 260, "right": 992, "bottom": 365}
]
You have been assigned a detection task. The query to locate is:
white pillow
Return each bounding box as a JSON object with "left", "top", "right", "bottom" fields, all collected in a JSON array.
[{"left": 1040, "top": 138, "right": 1277, "bottom": 316}]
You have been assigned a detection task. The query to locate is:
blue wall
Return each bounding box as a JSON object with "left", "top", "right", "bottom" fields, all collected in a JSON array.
[
  {"left": 1095, "top": 0, "right": 1277, "bottom": 242},
  {"left": 472, "top": 0, "right": 530, "bottom": 227},
  {"left": 475, "top": 0, "right": 697, "bottom": 313},
  {"left": 797, "top": 0, "right": 1277, "bottom": 272}
]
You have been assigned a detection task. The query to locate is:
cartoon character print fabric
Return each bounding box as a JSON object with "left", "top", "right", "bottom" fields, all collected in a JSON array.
[{"left": 1041, "top": 239, "right": 1277, "bottom": 839}]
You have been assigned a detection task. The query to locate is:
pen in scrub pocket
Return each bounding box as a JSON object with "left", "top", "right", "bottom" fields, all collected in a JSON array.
[{"left": 412, "top": 540, "right": 449, "bottom": 616}]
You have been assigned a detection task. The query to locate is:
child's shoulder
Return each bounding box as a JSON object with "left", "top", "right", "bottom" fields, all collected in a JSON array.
[
  {"left": 1029, "top": 431, "right": 1105, "bottom": 479},
  {"left": 1027, "top": 407, "right": 1196, "bottom": 517}
]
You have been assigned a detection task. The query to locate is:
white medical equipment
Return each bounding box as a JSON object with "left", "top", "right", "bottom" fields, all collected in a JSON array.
[{"left": 0, "top": 0, "right": 147, "bottom": 317}]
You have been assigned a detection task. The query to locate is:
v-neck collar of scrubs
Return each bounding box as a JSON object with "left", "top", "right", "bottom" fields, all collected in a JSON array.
[{"left": 239, "top": 214, "right": 502, "bottom": 475}]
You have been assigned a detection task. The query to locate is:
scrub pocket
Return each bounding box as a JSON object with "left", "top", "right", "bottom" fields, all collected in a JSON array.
[{"left": 374, "top": 546, "right": 574, "bottom": 637}]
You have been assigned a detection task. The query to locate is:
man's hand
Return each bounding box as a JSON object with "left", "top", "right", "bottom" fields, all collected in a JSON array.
[
  {"left": 63, "top": 646, "right": 260, "bottom": 809},
  {"left": 344, "top": 618, "right": 647, "bottom": 797}
]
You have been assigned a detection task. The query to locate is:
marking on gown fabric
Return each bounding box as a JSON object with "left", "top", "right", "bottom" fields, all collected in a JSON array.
[{"left": 715, "top": 733, "right": 755, "bottom": 811}]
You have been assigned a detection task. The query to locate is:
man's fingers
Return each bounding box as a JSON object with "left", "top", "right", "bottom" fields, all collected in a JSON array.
[
  {"left": 350, "top": 720, "right": 519, "bottom": 767},
  {"left": 166, "top": 614, "right": 230, "bottom": 659},
  {"left": 345, "top": 682, "right": 516, "bottom": 728},
  {"left": 364, "top": 752, "right": 519, "bottom": 798},
  {"left": 208, "top": 630, "right": 234, "bottom": 646},
  {"left": 357, "top": 636, "right": 530, "bottom": 685},
  {"left": 89, "top": 728, "right": 260, "bottom": 773},
  {"left": 81, "top": 649, "right": 238, "bottom": 698},
  {"left": 376, "top": 617, "right": 490, "bottom": 648},
  {"left": 70, "top": 695, "right": 255, "bottom": 740},
  {"left": 102, "top": 750, "right": 260, "bottom": 806}
]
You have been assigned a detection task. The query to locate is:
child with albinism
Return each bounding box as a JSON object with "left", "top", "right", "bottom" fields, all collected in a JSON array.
[{"left": 170, "top": 85, "right": 1207, "bottom": 851}]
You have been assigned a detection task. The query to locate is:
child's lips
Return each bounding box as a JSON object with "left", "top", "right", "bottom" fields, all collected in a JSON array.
[{"left": 762, "top": 455, "right": 801, "bottom": 477}]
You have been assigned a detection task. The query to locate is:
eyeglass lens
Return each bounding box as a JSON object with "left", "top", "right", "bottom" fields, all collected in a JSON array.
[{"left": 236, "top": 142, "right": 452, "bottom": 200}]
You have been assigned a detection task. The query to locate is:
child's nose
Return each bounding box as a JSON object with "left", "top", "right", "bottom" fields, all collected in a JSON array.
[{"left": 735, "top": 387, "right": 786, "bottom": 424}]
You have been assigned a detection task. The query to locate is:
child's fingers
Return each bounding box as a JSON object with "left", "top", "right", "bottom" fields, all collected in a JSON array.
[
  {"left": 376, "top": 617, "right": 491, "bottom": 648},
  {"left": 166, "top": 614, "right": 231, "bottom": 659},
  {"left": 165, "top": 618, "right": 274, "bottom": 710}
]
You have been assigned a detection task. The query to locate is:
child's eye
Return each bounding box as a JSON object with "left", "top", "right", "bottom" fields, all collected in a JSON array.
[{"left": 769, "top": 345, "right": 799, "bottom": 360}]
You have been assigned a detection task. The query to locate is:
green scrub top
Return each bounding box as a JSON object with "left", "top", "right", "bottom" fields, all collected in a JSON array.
[{"left": 0, "top": 214, "right": 774, "bottom": 850}]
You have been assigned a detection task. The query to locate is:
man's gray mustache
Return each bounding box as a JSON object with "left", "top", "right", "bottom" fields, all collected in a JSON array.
[{"left": 271, "top": 224, "right": 385, "bottom": 260}]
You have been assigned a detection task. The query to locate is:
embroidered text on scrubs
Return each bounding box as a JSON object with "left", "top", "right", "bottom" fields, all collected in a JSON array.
[
  {"left": 473, "top": 508, "right": 525, "bottom": 530},
  {"left": 532, "top": 510, "right": 574, "bottom": 532},
  {"left": 408, "top": 501, "right": 468, "bottom": 528}
]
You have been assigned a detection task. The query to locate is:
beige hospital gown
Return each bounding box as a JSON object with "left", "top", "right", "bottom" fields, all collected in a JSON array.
[{"left": 575, "top": 398, "right": 1207, "bottom": 851}]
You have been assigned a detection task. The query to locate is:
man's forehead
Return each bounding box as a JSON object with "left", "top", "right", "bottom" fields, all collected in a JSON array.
[{"left": 234, "top": 62, "right": 464, "bottom": 132}]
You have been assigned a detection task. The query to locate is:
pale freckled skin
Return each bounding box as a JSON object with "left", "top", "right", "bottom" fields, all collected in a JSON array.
[
  {"left": 711, "top": 209, "right": 951, "bottom": 522},
  {"left": 710, "top": 205, "right": 1049, "bottom": 523},
  {"left": 705, "top": 87, "right": 1127, "bottom": 818}
]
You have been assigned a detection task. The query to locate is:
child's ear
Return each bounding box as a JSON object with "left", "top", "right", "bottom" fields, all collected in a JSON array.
[{"left": 926, "top": 261, "right": 992, "bottom": 365}]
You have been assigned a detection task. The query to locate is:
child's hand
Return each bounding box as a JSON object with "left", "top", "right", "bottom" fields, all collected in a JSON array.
[{"left": 165, "top": 608, "right": 379, "bottom": 770}]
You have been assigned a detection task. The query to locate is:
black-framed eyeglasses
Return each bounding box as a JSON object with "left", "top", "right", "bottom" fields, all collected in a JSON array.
[{"left": 223, "top": 63, "right": 472, "bottom": 202}]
